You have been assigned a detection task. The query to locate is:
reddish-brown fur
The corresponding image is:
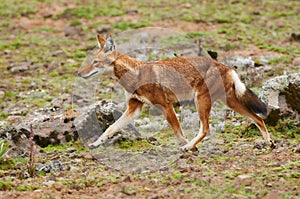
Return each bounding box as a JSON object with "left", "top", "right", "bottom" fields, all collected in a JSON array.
[{"left": 78, "top": 35, "right": 275, "bottom": 151}]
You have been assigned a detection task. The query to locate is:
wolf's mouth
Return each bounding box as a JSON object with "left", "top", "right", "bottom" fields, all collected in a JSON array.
[{"left": 80, "top": 70, "right": 99, "bottom": 79}]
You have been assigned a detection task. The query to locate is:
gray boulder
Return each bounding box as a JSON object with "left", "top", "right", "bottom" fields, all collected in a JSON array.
[
  {"left": 259, "top": 73, "right": 300, "bottom": 125},
  {"left": 1, "top": 100, "right": 140, "bottom": 157},
  {"left": 74, "top": 100, "right": 141, "bottom": 147}
]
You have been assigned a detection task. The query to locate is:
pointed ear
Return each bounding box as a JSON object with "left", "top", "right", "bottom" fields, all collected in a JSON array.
[
  {"left": 97, "top": 35, "right": 105, "bottom": 49},
  {"left": 104, "top": 35, "right": 115, "bottom": 53}
]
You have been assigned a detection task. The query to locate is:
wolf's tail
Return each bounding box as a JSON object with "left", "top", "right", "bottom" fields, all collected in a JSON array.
[{"left": 230, "top": 70, "right": 267, "bottom": 116}]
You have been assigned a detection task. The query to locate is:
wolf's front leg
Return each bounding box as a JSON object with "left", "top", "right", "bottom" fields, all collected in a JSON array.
[{"left": 88, "top": 98, "right": 144, "bottom": 149}]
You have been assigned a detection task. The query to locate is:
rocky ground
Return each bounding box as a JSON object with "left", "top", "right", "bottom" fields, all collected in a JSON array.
[{"left": 0, "top": 0, "right": 300, "bottom": 198}]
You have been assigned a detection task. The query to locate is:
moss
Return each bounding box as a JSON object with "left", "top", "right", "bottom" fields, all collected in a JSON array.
[{"left": 116, "top": 138, "right": 153, "bottom": 150}]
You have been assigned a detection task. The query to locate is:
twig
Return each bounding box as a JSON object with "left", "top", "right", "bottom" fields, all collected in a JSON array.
[{"left": 28, "top": 124, "right": 35, "bottom": 177}]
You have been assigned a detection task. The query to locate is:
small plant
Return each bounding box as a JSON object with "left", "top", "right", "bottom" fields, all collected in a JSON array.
[
  {"left": 27, "top": 124, "right": 35, "bottom": 177},
  {"left": 0, "top": 139, "right": 9, "bottom": 160}
]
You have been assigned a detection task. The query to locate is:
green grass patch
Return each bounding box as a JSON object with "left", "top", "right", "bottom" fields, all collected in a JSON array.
[
  {"left": 115, "top": 138, "right": 153, "bottom": 150},
  {"left": 0, "top": 0, "right": 37, "bottom": 17},
  {"left": 57, "top": 2, "right": 126, "bottom": 19},
  {"left": 112, "top": 20, "right": 150, "bottom": 30}
]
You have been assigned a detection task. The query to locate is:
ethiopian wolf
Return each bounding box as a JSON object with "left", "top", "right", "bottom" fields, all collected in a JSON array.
[{"left": 78, "top": 35, "right": 275, "bottom": 151}]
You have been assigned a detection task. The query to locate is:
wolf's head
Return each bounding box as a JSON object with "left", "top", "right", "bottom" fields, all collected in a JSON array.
[{"left": 78, "top": 35, "right": 116, "bottom": 79}]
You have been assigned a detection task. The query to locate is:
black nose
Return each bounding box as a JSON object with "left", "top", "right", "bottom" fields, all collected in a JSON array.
[{"left": 77, "top": 72, "right": 82, "bottom": 77}]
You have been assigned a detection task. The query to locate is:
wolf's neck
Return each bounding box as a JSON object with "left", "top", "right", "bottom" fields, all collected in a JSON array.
[{"left": 113, "top": 51, "right": 142, "bottom": 79}]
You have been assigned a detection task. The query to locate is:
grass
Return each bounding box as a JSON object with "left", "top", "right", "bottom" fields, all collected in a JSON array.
[
  {"left": 0, "top": 0, "right": 299, "bottom": 198},
  {"left": 0, "top": 139, "right": 9, "bottom": 159}
]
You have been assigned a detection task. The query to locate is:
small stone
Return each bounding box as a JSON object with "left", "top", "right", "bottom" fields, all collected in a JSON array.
[
  {"left": 290, "top": 33, "right": 300, "bottom": 42},
  {"left": 293, "top": 146, "right": 300, "bottom": 153},
  {"left": 54, "top": 182, "right": 64, "bottom": 191},
  {"left": 274, "top": 147, "right": 286, "bottom": 153},
  {"left": 64, "top": 26, "right": 83, "bottom": 37},
  {"left": 253, "top": 140, "right": 267, "bottom": 150},
  {"left": 67, "top": 147, "right": 76, "bottom": 153},
  {"left": 42, "top": 10, "right": 53, "bottom": 18},
  {"left": 80, "top": 152, "right": 93, "bottom": 160},
  {"left": 6, "top": 115, "right": 23, "bottom": 123},
  {"left": 252, "top": 10, "right": 260, "bottom": 15},
  {"left": 3, "top": 50, "right": 11, "bottom": 55},
  {"left": 0, "top": 90, "right": 5, "bottom": 98},
  {"left": 107, "top": 82, "right": 115, "bottom": 88},
  {"left": 10, "top": 64, "right": 30, "bottom": 73},
  {"left": 69, "top": 165, "right": 79, "bottom": 172},
  {"left": 42, "top": 180, "right": 56, "bottom": 187},
  {"left": 66, "top": 59, "right": 75, "bottom": 63},
  {"left": 96, "top": 25, "right": 111, "bottom": 34},
  {"left": 266, "top": 182, "right": 273, "bottom": 187},
  {"left": 184, "top": 3, "right": 192, "bottom": 8},
  {"left": 123, "top": 176, "right": 132, "bottom": 182},
  {"left": 126, "top": 9, "right": 138, "bottom": 14},
  {"left": 236, "top": 174, "right": 252, "bottom": 186},
  {"left": 244, "top": 186, "right": 253, "bottom": 192},
  {"left": 53, "top": 50, "right": 64, "bottom": 57},
  {"left": 292, "top": 57, "right": 300, "bottom": 66},
  {"left": 279, "top": 178, "right": 286, "bottom": 183},
  {"left": 265, "top": 191, "right": 279, "bottom": 199},
  {"left": 30, "top": 81, "right": 38, "bottom": 88}
]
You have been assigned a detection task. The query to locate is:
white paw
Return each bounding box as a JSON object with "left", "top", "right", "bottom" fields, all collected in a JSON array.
[
  {"left": 181, "top": 144, "right": 193, "bottom": 152},
  {"left": 269, "top": 140, "right": 276, "bottom": 149},
  {"left": 88, "top": 142, "right": 99, "bottom": 149},
  {"left": 88, "top": 136, "right": 107, "bottom": 149}
]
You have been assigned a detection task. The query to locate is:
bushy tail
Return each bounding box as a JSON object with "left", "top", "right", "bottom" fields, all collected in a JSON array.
[{"left": 230, "top": 70, "right": 267, "bottom": 116}]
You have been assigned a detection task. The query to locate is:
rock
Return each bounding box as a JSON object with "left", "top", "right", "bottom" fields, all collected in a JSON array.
[
  {"left": 184, "top": 3, "right": 192, "bottom": 8},
  {"left": 223, "top": 55, "right": 265, "bottom": 86},
  {"left": 2, "top": 100, "right": 140, "bottom": 156},
  {"left": 69, "top": 152, "right": 78, "bottom": 159},
  {"left": 293, "top": 146, "right": 300, "bottom": 153},
  {"left": 223, "top": 56, "right": 254, "bottom": 69},
  {"left": 69, "top": 165, "right": 79, "bottom": 172},
  {"left": 96, "top": 25, "right": 111, "bottom": 34},
  {"left": 30, "top": 81, "right": 38, "bottom": 88},
  {"left": 292, "top": 57, "right": 300, "bottom": 66},
  {"left": 3, "top": 50, "right": 11, "bottom": 55},
  {"left": 0, "top": 121, "right": 9, "bottom": 131},
  {"left": 253, "top": 140, "right": 267, "bottom": 150},
  {"left": 74, "top": 100, "right": 141, "bottom": 147},
  {"left": 9, "top": 62, "right": 32, "bottom": 73},
  {"left": 42, "top": 10, "right": 53, "bottom": 18},
  {"left": 50, "top": 93, "right": 72, "bottom": 109},
  {"left": 3, "top": 108, "right": 79, "bottom": 151},
  {"left": 290, "top": 33, "right": 300, "bottom": 42},
  {"left": 54, "top": 182, "right": 64, "bottom": 191},
  {"left": 42, "top": 180, "right": 56, "bottom": 187},
  {"left": 0, "top": 90, "right": 5, "bottom": 98},
  {"left": 274, "top": 147, "right": 286, "bottom": 153},
  {"left": 265, "top": 191, "right": 280, "bottom": 199},
  {"left": 66, "top": 147, "right": 76, "bottom": 153},
  {"left": 126, "top": 9, "right": 138, "bottom": 15},
  {"left": 37, "top": 160, "right": 63, "bottom": 173},
  {"left": 64, "top": 26, "right": 83, "bottom": 37},
  {"left": 236, "top": 174, "right": 252, "bottom": 186},
  {"left": 80, "top": 152, "right": 93, "bottom": 159},
  {"left": 259, "top": 73, "right": 300, "bottom": 125},
  {"left": 244, "top": 186, "right": 253, "bottom": 192},
  {"left": 6, "top": 115, "right": 23, "bottom": 123}
]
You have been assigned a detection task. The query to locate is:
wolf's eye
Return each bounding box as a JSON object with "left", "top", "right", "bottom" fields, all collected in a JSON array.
[{"left": 93, "top": 60, "right": 99, "bottom": 65}]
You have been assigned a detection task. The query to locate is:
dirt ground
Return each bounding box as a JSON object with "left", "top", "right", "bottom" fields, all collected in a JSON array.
[{"left": 0, "top": 0, "right": 299, "bottom": 198}]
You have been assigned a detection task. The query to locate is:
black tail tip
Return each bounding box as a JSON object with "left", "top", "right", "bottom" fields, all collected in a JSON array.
[{"left": 244, "top": 88, "right": 267, "bottom": 116}]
